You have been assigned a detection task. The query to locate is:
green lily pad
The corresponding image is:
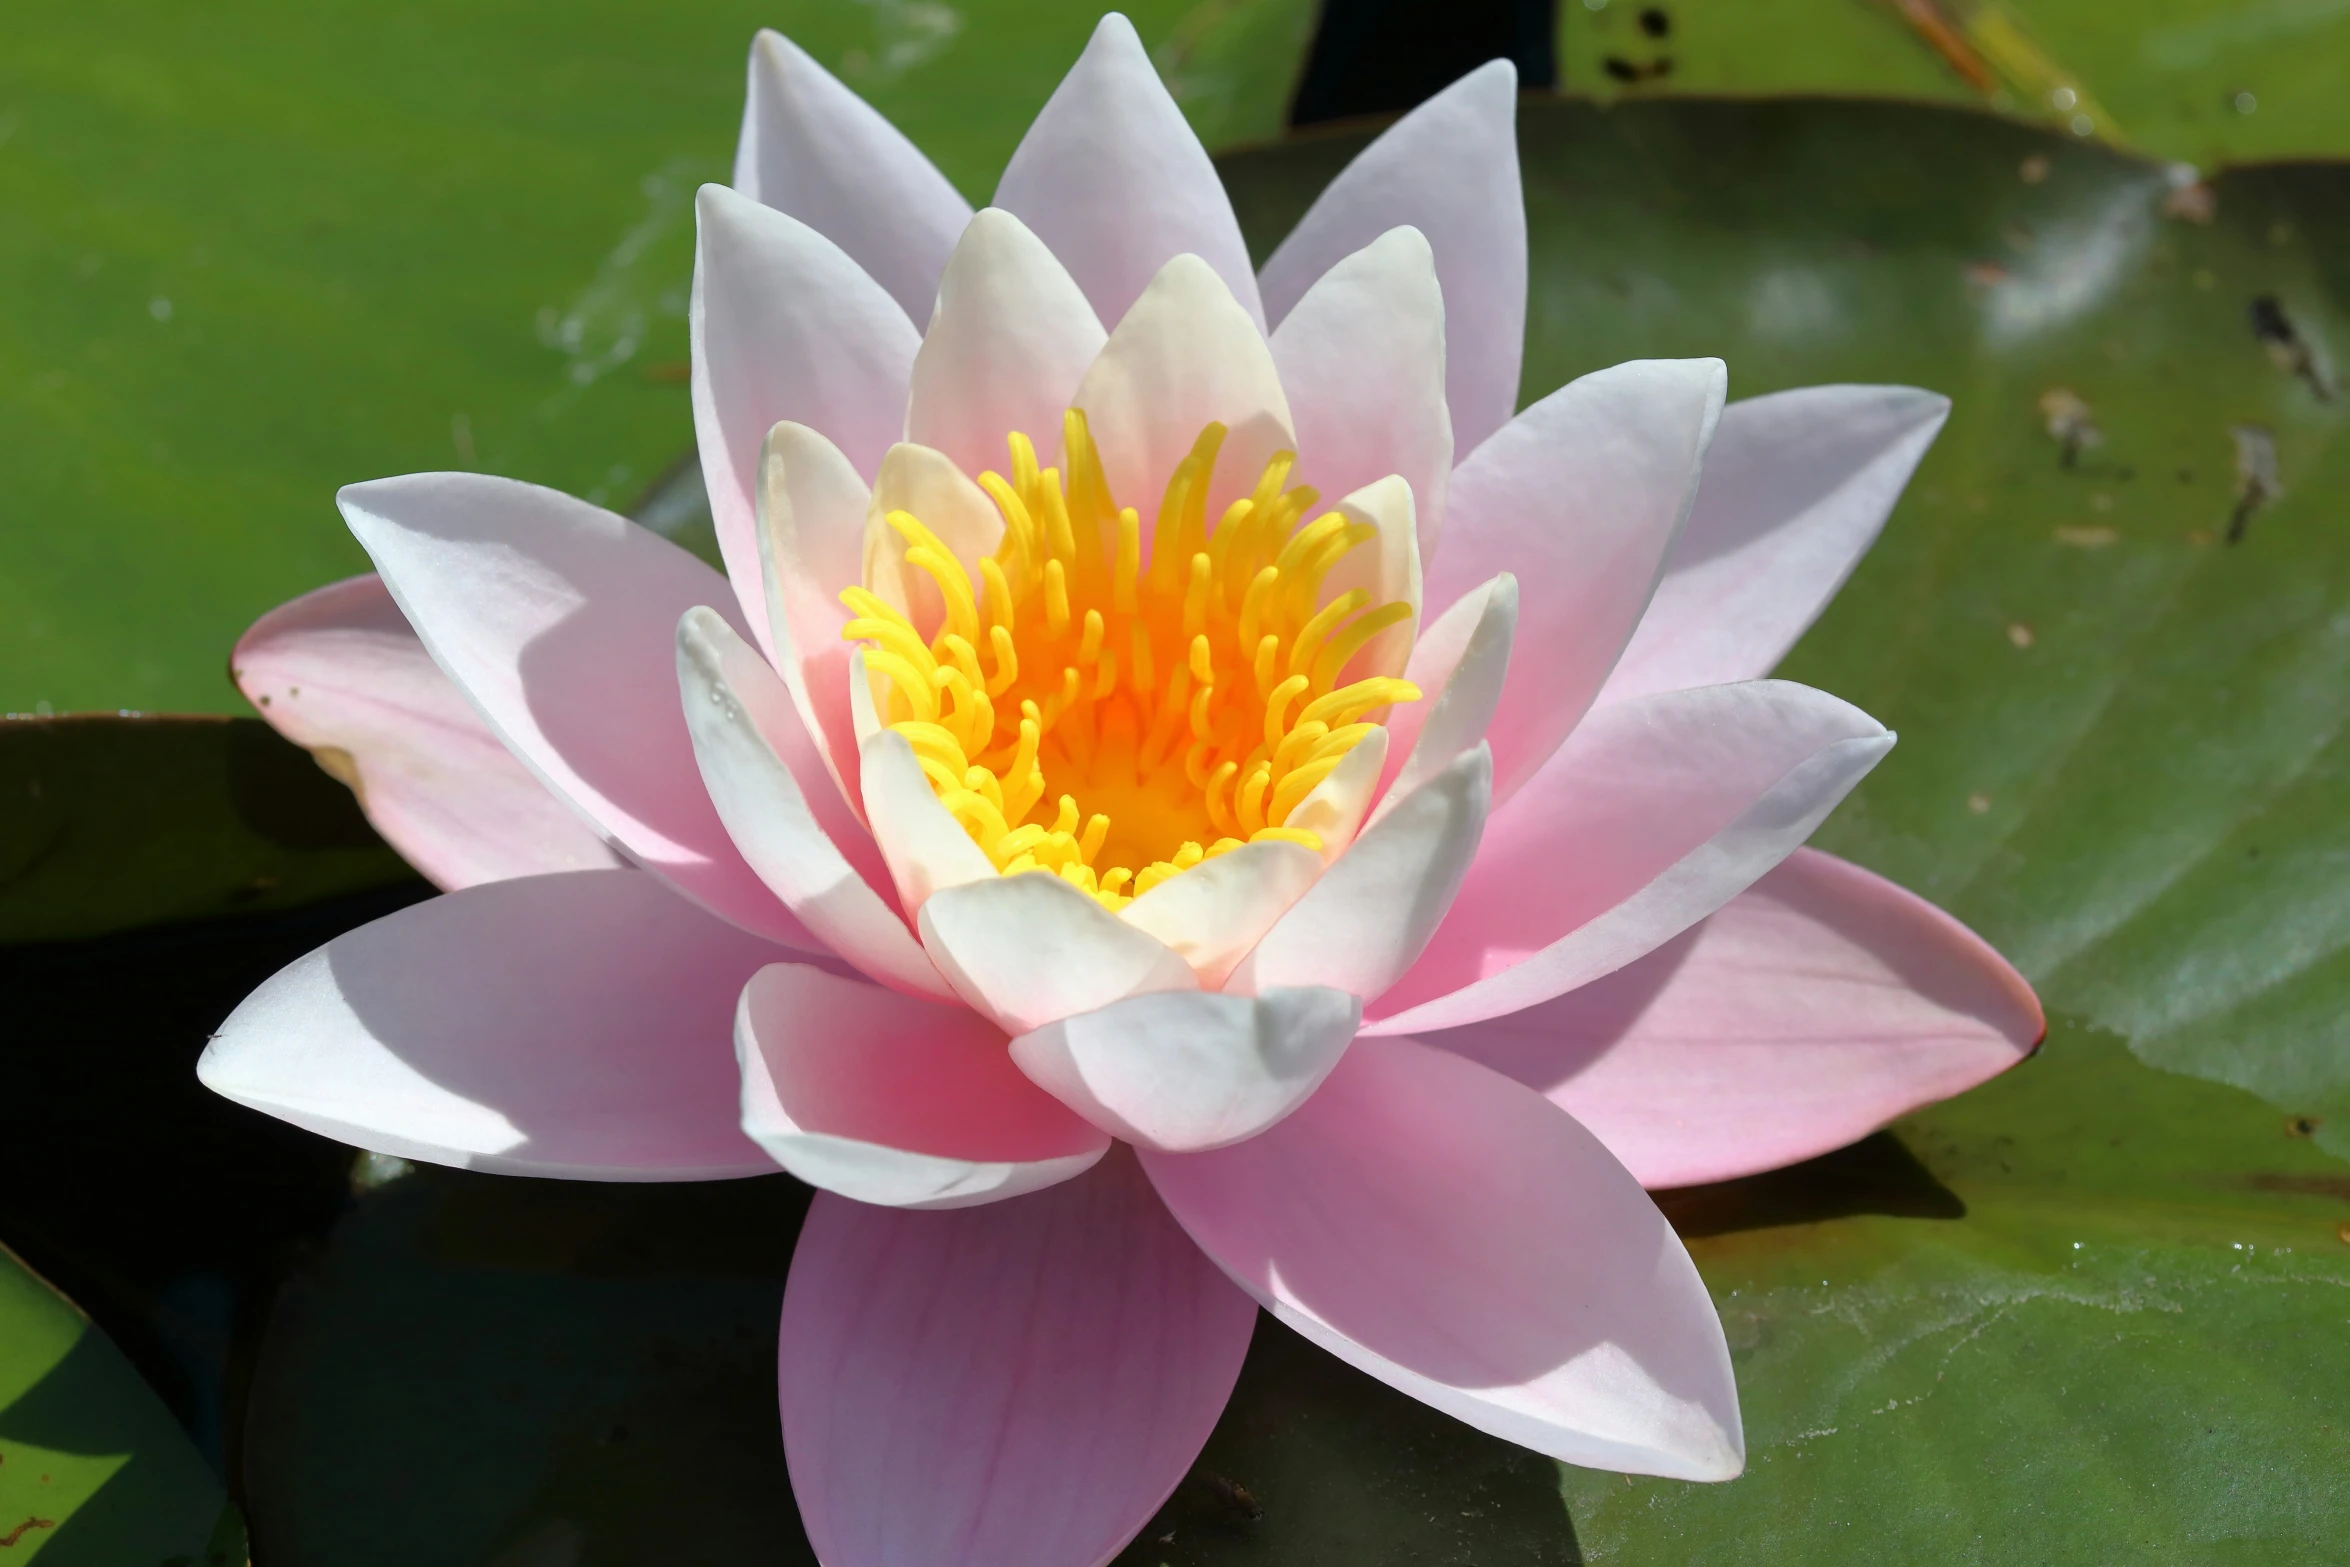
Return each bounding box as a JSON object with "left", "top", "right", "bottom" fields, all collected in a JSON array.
[
  {"left": 1556, "top": 0, "right": 2350, "bottom": 166},
  {"left": 0, "top": 0, "right": 1318, "bottom": 720},
  {"left": 0, "top": 716, "right": 418, "bottom": 943},
  {"left": 0, "top": 1244, "right": 243, "bottom": 1564}
]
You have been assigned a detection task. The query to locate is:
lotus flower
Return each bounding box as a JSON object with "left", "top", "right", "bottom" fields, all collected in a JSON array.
[{"left": 205, "top": 15, "right": 2042, "bottom": 1562}]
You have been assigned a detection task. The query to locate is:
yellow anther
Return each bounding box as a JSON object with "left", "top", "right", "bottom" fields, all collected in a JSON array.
[
  {"left": 987, "top": 624, "right": 1020, "bottom": 696},
  {"left": 1263, "top": 674, "right": 1311, "bottom": 751},
  {"left": 1044, "top": 558, "right": 1071, "bottom": 638},
  {"left": 1187, "top": 633, "right": 1216, "bottom": 687},
  {"left": 1313, "top": 602, "right": 1415, "bottom": 691}
]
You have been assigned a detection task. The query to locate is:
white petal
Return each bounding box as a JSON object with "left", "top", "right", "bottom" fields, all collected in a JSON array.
[
  {"left": 862, "top": 441, "right": 1006, "bottom": 635},
  {"left": 994, "top": 13, "right": 1263, "bottom": 329},
  {"left": 678, "top": 609, "right": 954, "bottom": 1002},
  {"left": 906, "top": 208, "right": 1107, "bottom": 479},
  {"left": 756, "top": 420, "right": 871, "bottom": 817},
  {"left": 1601, "top": 384, "right": 1952, "bottom": 703},
  {"left": 1228, "top": 743, "right": 1490, "bottom": 1002},
  {"left": 1117, "top": 838, "right": 1325, "bottom": 989},
  {"left": 1010, "top": 986, "right": 1361, "bottom": 1152},
  {"left": 1071, "top": 252, "right": 1294, "bottom": 532},
  {"left": 199, "top": 870, "right": 780, "bottom": 1179},
  {"left": 858, "top": 728, "right": 998, "bottom": 914},
  {"left": 691, "top": 184, "right": 919, "bottom": 649},
  {"left": 737, "top": 962, "right": 1107, "bottom": 1209},
  {"left": 917, "top": 872, "right": 1198, "bottom": 1035},
  {"left": 1258, "top": 61, "right": 1523, "bottom": 455},
  {"left": 733, "top": 29, "right": 974, "bottom": 323},
  {"left": 1376, "top": 572, "right": 1517, "bottom": 824},
  {"left": 1271, "top": 226, "right": 1452, "bottom": 557}
]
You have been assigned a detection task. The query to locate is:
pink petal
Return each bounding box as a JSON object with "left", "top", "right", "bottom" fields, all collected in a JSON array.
[
  {"left": 1270, "top": 227, "right": 1452, "bottom": 556},
  {"left": 737, "top": 962, "right": 1107, "bottom": 1208},
  {"left": 1257, "top": 61, "right": 1524, "bottom": 456},
  {"left": 1069, "top": 253, "right": 1292, "bottom": 529},
  {"left": 756, "top": 419, "right": 872, "bottom": 816},
  {"left": 906, "top": 208, "right": 1107, "bottom": 481},
  {"left": 233, "top": 574, "right": 619, "bottom": 889},
  {"left": 993, "top": 14, "right": 1263, "bottom": 331},
  {"left": 917, "top": 872, "right": 1197, "bottom": 1035},
  {"left": 338, "top": 473, "right": 818, "bottom": 950},
  {"left": 1009, "top": 985, "right": 1361, "bottom": 1152},
  {"left": 780, "top": 1153, "right": 1258, "bottom": 1567},
  {"left": 1228, "top": 744, "right": 1490, "bottom": 1004},
  {"left": 1431, "top": 848, "right": 2044, "bottom": 1188},
  {"left": 691, "top": 184, "right": 920, "bottom": 652},
  {"left": 1428, "top": 359, "right": 1726, "bottom": 806},
  {"left": 678, "top": 609, "right": 952, "bottom": 1002},
  {"left": 733, "top": 29, "right": 973, "bottom": 323},
  {"left": 1368, "top": 679, "right": 1891, "bottom": 1035},
  {"left": 1601, "top": 385, "right": 1951, "bottom": 705},
  {"left": 1141, "top": 1035, "right": 1742, "bottom": 1480},
  {"left": 198, "top": 869, "right": 779, "bottom": 1179}
]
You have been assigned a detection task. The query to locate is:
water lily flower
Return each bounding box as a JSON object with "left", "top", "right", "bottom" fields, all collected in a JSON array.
[{"left": 206, "top": 15, "right": 2042, "bottom": 1563}]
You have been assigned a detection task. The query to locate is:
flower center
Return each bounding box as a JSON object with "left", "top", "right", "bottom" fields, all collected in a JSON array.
[{"left": 841, "top": 410, "right": 1419, "bottom": 910}]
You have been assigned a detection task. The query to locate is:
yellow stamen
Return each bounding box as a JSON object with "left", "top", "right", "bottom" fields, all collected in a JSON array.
[{"left": 840, "top": 415, "right": 1419, "bottom": 909}]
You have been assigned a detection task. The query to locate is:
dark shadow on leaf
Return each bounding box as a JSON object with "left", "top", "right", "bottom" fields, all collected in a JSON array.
[{"left": 1654, "top": 1132, "right": 1967, "bottom": 1239}]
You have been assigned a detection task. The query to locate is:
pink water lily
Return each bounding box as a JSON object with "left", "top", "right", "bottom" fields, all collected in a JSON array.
[{"left": 204, "top": 15, "right": 2042, "bottom": 1562}]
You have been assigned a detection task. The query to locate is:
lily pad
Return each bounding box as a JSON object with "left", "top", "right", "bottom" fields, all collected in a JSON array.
[
  {"left": 1555, "top": 0, "right": 2350, "bottom": 166},
  {"left": 0, "top": 716, "right": 419, "bottom": 943},
  {"left": 0, "top": 1244, "right": 242, "bottom": 1564}
]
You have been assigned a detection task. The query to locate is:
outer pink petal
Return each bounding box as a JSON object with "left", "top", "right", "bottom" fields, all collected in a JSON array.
[
  {"left": 1141, "top": 1035, "right": 1743, "bottom": 1480},
  {"left": 691, "top": 183, "right": 920, "bottom": 653},
  {"left": 780, "top": 1152, "right": 1258, "bottom": 1567},
  {"left": 1367, "top": 679, "right": 1891, "bottom": 1035},
  {"left": 1600, "top": 385, "right": 1951, "bottom": 705},
  {"left": 732, "top": 29, "right": 973, "bottom": 324},
  {"left": 1256, "top": 60, "right": 1524, "bottom": 456},
  {"left": 736, "top": 963, "right": 1107, "bottom": 1208},
  {"left": 1428, "top": 359, "right": 1726, "bottom": 806},
  {"left": 1430, "top": 848, "right": 2044, "bottom": 1189},
  {"left": 338, "top": 473, "right": 819, "bottom": 950},
  {"left": 233, "top": 574, "right": 619, "bottom": 889},
  {"left": 1269, "top": 226, "right": 1452, "bottom": 557},
  {"left": 198, "top": 869, "right": 780, "bottom": 1179},
  {"left": 993, "top": 14, "right": 1264, "bottom": 330}
]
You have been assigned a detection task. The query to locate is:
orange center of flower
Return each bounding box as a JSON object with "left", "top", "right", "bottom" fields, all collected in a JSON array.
[{"left": 841, "top": 409, "right": 1418, "bottom": 910}]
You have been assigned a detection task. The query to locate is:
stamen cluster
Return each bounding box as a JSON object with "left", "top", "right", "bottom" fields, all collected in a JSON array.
[{"left": 843, "top": 411, "right": 1418, "bottom": 910}]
